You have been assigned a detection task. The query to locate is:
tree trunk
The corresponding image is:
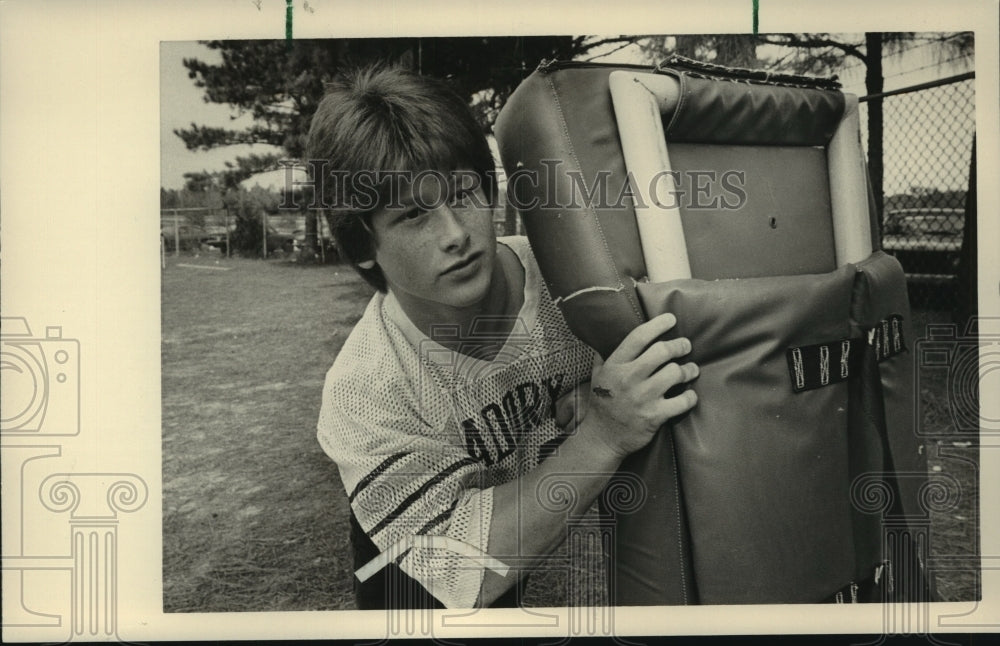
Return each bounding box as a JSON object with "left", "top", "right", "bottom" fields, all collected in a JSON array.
[
  {"left": 674, "top": 35, "right": 699, "bottom": 60},
  {"left": 715, "top": 35, "right": 758, "bottom": 69},
  {"left": 954, "top": 137, "right": 977, "bottom": 327},
  {"left": 865, "top": 33, "right": 885, "bottom": 229}
]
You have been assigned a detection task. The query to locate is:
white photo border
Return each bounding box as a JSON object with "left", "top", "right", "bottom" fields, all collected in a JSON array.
[{"left": 1, "top": 0, "right": 998, "bottom": 641}]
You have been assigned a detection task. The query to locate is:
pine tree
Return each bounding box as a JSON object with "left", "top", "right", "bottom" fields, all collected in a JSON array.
[{"left": 175, "top": 37, "right": 604, "bottom": 258}]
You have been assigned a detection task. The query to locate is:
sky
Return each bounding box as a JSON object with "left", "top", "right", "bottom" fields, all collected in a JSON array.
[{"left": 160, "top": 41, "right": 283, "bottom": 191}]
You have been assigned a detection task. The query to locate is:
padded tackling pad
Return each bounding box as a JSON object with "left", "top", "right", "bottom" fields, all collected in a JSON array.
[
  {"left": 636, "top": 264, "right": 857, "bottom": 603},
  {"left": 664, "top": 73, "right": 845, "bottom": 145},
  {"left": 848, "top": 252, "right": 933, "bottom": 601},
  {"left": 495, "top": 63, "right": 851, "bottom": 355},
  {"left": 850, "top": 251, "right": 924, "bottom": 524},
  {"left": 631, "top": 251, "right": 925, "bottom": 603},
  {"left": 670, "top": 143, "right": 837, "bottom": 279},
  {"left": 496, "top": 64, "right": 652, "bottom": 358},
  {"left": 495, "top": 60, "right": 929, "bottom": 604}
]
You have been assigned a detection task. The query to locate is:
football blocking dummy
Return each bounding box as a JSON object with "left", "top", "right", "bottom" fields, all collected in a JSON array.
[{"left": 495, "top": 57, "right": 933, "bottom": 605}]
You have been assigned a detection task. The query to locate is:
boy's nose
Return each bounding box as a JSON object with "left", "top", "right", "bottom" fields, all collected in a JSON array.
[{"left": 437, "top": 206, "right": 471, "bottom": 252}]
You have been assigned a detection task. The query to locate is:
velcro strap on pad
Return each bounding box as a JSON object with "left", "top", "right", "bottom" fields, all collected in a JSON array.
[
  {"left": 786, "top": 314, "right": 906, "bottom": 393},
  {"left": 787, "top": 337, "right": 862, "bottom": 393},
  {"left": 869, "top": 314, "right": 906, "bottom": 361}
]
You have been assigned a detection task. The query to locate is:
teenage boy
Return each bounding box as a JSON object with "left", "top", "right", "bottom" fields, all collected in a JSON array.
[{"left": 310, "top": 65, "right": 699, "bottom": 610}]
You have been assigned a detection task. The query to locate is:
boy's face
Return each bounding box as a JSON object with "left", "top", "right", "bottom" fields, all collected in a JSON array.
[{"left": 370, "top": 171, "right": 497, "bottom": 313}]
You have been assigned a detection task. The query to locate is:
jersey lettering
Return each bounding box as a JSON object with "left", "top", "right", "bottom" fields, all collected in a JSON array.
[
  {"left": 542, "top": 374, "right": 565, "bottom": 419},
  {"left": 460, "top": 373, "right": 567, "bottom": 465},
  {"left": 461, "top": 418, "right": 491, "bottom": 462}
]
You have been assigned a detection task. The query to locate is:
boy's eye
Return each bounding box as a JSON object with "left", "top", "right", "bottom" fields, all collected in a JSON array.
[
  {"left": 400, "top": 208, "right": 426, "bottom": 222},
  {"left": 452, "top": 188, "right": 476, "bottom": 206}
]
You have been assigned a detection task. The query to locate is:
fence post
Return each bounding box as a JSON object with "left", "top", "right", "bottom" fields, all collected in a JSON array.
[
  {"left": 865, "top": 32, "right": 885, "bottom": 226},
  {"left": 172, "top": 209, "right": 180, "bottom": 258},
  {"left": 318, "top": 210, "right": 325, "bottom": 263},
  {"left": 262, "top": 211, "right": 268, "bottom": 259}
]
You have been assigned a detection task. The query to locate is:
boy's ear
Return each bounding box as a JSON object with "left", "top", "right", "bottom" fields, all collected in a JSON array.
[{"left": 397, "top": 49, "right": 416, "bottom": 71}]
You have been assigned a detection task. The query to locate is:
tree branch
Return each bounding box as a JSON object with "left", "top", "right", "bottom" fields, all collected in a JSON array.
[
  {"left": 174, "top": 124, "right": 286, "bottom": 151},
  {"left": 758, "top": 33, "right": 867, "bottom": 62},
  {"left": 574, "top": 36, "right": 644, "bottom": 56},
  {"left": 581, "top": 40, "right": 640, "bottom": 62}
]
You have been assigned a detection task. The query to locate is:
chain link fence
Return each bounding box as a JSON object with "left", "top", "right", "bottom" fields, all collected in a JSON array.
[
  {"left": 159, "top": 208, "right": 340, "bottom": 263},
  {"left": 160, "top": 207, "right": 232, "bottom": 257},
  {"left": 860, "top": 73, "right": 976, "bottom": 311}
]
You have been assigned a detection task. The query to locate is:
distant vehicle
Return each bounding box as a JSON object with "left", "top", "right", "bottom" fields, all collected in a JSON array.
[
  {"left": 216, "top": 226, "right": 296, "bottom": 256},
  {"left": 200, "top": 226, "right": 233, "bottom": 253},
  {"left": 161, "top": 222, "right": 306, "bottom": 257},
  {"left": 161, "top": 224, "right": 210, "bottom": 252},
  {"left": 265, "top": 227, "right": 297, "bottom": 255},
  {"left": 881, "top": 208, "right": 965, "bottom": 284},
  {"left": 291, "top": 229, "right": 339, "bottom": 261},
  {"left": 162, "top": 223, "right": 233, "bottom": 253}
]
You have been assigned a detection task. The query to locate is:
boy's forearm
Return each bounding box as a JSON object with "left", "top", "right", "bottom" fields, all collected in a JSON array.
[
  {"left": 478, "top": 416, "right": 624, "bottom": 606},
  {"left": 475, "top": 314, "right": 698, "bottom": 606}
]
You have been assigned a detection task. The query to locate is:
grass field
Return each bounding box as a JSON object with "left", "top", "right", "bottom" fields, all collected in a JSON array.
[
  {"left": 161, "top": 254, "right": 365, "bottom": 611},
  {"left": 161, "top": 254, "right": 979, "bottom": 612}
]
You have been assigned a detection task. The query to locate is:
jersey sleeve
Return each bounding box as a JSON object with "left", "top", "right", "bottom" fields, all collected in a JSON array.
[{"left": 317, "top": 364, "right": 495, "bottom": 609}]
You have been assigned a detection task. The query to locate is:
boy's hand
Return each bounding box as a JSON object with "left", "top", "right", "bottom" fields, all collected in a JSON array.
[
  {"left": 579, "top": 313, "right": 698, "bottom": 460},
  {"left": 554, "top": 380, "right": 591, "bottom": 431}
]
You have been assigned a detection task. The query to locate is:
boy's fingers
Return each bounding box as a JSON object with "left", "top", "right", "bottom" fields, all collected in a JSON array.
[
  {"left": 649, "top": 361, "right": 699, "bottom": 394},
  {"left": 657, "top": 388, "right": 698, "bottom": 421},
  {"left": 634, "top": 337, "right": 692, "bottom": 377},
  {"left": 608, "top": 313, "right": 678, "bottom": 364}
]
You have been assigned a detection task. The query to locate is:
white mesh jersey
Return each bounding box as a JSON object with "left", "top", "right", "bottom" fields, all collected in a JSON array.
[{"left": 317, "top": 236, "right": 593, "bottom": 608}]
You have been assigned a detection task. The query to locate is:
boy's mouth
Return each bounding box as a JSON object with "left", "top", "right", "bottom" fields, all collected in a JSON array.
[{"left": 442, "top": 252, "right": 482, "bottom": 276}]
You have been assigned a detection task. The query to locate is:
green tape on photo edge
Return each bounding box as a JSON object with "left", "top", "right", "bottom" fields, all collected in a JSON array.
[
  {"left": 753, "top": 0, "right": 759, "bottom": 34},
  {"left": 286, "top": 0, "right": 293, "bottom": 49}
]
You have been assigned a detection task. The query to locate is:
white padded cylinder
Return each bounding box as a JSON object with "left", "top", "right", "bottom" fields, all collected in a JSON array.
[
  {"left": 609, "top": 71, "right": 689, "bottom": 282},
  {"left": 827, "top": 95, "right": 874, "bottom": 265}
]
